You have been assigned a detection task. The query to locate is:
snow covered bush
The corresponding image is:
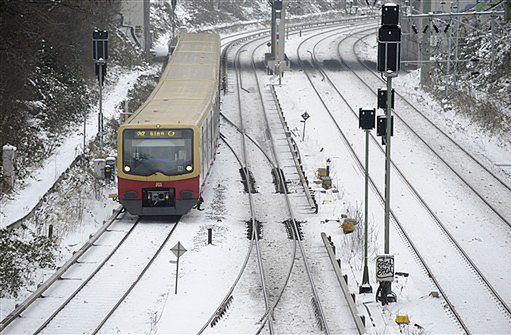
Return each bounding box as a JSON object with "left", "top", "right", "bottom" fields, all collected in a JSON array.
[{"left": 0, "top": 229, "right": 57, "bottom": 298}]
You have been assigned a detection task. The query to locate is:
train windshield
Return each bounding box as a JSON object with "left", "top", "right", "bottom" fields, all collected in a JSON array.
[{"left": 122, "top": 129, "right": 194, "bottom": 176}]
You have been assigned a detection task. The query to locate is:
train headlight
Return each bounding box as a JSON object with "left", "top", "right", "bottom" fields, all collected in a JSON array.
[
  {"left": 186, "top": 165, "right": 193, "bottom": 172},
  {"left": 124, "top": 165, "right": 131, "bottom": 172}
]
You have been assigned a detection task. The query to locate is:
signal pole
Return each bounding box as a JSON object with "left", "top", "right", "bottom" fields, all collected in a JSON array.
[
  {"left": 376, "top": 3, "right": 401, "bottom": 305},
  {"left": 265, "top": 1, "right": 289, "bottom": 75},
  {"left": 92, "top": 30, "right": 109, "bottom": 155},
  {"left": 358, "top": 108, "right": 376, "bottom": 294}
]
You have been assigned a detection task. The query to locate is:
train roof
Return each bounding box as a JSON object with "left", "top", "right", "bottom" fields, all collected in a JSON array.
[{"left": 125, "top": 32, "right": 220, "bottom": 127}]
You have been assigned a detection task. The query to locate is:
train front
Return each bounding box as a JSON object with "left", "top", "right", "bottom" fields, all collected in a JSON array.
[{"left": 117, "top": 125, "right": 199, "bottom": 216}]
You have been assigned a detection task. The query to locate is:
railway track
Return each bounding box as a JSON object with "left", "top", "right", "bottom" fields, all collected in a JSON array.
[
  {"left": 2, "top": 17, "right": 372, "bottom": 335},
  {"left": 199, "top": 19, "right": 377, "bottom": 334},
  {"left": 247, "top": 34, "right": 331, "bottom": 334},
  {"left": 292, "top": 24, "right": 511, "bottom": 333},
  {"left": 2, "top": 211, "right": 180, "bottom": 334},
  {"left": 352, "top": 32, "right": 511, "bottom": 213},
  {"left": 198, "top": 38, "right": 274, "bottom": 335}
]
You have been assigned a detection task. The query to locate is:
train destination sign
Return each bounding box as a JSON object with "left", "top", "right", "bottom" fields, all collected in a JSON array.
[
  {"left": 136, "top": 130, "right": 176, "bottom": 138},
  {"left": 124, "top": 128, "right": 192, "bottom": 139}
]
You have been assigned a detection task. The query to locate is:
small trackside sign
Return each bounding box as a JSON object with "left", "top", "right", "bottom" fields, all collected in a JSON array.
[{"left": 376, "top": 254, "right": 395, "bottom": 282}]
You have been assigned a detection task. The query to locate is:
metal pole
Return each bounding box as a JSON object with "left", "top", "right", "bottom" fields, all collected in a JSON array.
[
  {"left": 384, "top": 75, "right": 392, "bottom": 254},
  {"left": 302, "top": 120, "right": 306, "bottom": 141},
  {"left": 453, "top": 12, "right": 461, "bottom": 89},
  {"left": 84, "top": 110, "right": 87, "bottom": 153},
  {"left": 490, "top": 16, "right": 495, "bottom": 72},
  {"left": 175, "top": 253, "right": 180, "bottom": 294},
  {"left": 362, "top": 129, "right": 370, "bottom": 285},
  {"left": 445, "top": 16, "right": 453, "bottom": 98},
  {"left": 98, "top": 62, "right": 104, "bottom": 154},
  {"left": 420, "top": 0, "right": 431, "bottom": 85},
  {"left": 172, "top": 5, "right": 175, "bottom": 38}
]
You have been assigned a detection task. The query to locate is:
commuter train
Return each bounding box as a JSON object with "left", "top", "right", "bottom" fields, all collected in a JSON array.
[{"left": 117, "top": 33, "right": 220, "bottom": 216}]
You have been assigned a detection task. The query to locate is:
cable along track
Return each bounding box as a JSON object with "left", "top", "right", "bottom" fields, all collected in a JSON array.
[{"left": 294, "top": 24, "right": 511, "bottom": 334}]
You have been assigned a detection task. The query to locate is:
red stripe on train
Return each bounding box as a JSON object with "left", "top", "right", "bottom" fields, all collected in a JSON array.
[{"left": 118, "top": 176, "right": 200, "bottom": 200}]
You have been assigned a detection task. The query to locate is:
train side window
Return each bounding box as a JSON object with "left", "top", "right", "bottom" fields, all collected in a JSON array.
[
  {"left": 206, "top": 117, "right": 211, "bottom": 165},
  {"left": 201, "top": 126, "right": 205, "bottom": 179},
  {"left": 210, "top": 113, "right": 214, "bottom": 155}
]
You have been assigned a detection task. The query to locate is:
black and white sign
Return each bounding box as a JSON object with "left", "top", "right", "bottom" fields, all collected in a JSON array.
[
  {"left": 171, "top": 241, "right": 187, "bottom": 258},
  {"left": 376, "top": 254, "right": 395, "bottom": 282}
]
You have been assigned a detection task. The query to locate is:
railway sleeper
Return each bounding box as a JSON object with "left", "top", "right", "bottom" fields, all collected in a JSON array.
[
  {"left": 282, "top": 219, "right": 304, "bottom": 240},
  {"left": 246, "top": 220, "right": 263, "bottom": 240},
  {"left": 271, "top": 167, "right": 289, "bottom": 194},
  {"left": 210, "top": 295, "right": 234, "bottom": 328},
  {"left": 311, "top": 296, "right": 326, "bottom": 331},
  {"left": 239, "top": 167, "right": 257, "bottom": 193}
]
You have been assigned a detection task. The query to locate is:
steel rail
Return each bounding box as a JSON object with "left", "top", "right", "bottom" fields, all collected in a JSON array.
[
  {"left": 247, "top": 32, "right": 335, "bottom": 335},
  {"left": 226, "top": 19, "right": 375, "bottom": 334},
  {"left": 33, "top": 217, "right": 141, "bottom": 334},
  {"left": 352, "top": 33, "right": 511, "bottom": 221},
  {"left": 197, "top": 39, "right": 274, "bottom": 335},
  {"left": 220, "top": 113, "right": 276, "bottom": 169},
  {"left": 221, "top": 104, "right": 299, "bottom": 332},
  {"left": 0, "top": 206, "right": 125, "bottom": 332},
  {"left": 1, "top": 16, "right": 374, "bottom": 334},
  {"left": 195, "top": 135, "right": 260, "bottom": 335},
  {"left": 228, "top": 20, "right": 373, "bottom": 334},
  {"left": 295, "top": 25, "right": 471, "bottom": 334},
  {"left": 91, "top": 217, "right": 181, "bottom": 334},
  {"left": 233, "top": 41, "right": 274, "bottom": 335},
  {"left": 316, "top": 28, "right": 511, "bottom": 317},
  {"left": 197, "top": 17, "right": 376, "bottom": 334}
]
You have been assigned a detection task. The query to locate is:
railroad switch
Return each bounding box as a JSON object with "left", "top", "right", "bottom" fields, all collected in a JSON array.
[
  {"left": 283, "top": 219, "right": 304, "bottom": 240},
  {"left": 271, "top": 167, "right": 288, "bottom": 193},
  {"left": 246, "top": 220, "right": 263, "bottom": 240},
  {"left": 239, "top": 167, "right": 257, "bottom": 193}
]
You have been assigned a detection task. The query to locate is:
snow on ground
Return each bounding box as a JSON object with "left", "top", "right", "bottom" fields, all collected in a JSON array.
[
  {"left": 4, "top": 12, "right": 511, "bottom": 335},
  {"left": 0, "top": 65, "right": 158, "bottom": 230},
  {"left": 356, "top": 32, "right": 511, "bottom": 181},
  {"left": 274, "top": 23, "right": 478, "bottom": 333}
]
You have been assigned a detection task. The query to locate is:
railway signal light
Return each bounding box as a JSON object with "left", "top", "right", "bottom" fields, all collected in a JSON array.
[
  {"left": 359, "top": 108, "right": 375, "bottom": 130},
  {"left": 377, "top": 88, "right": 394, "bottom": 109},
  {"left": 381, "top": 3, "right": 399, "bottom": 25},
  {"left": 377, "top": 4, "right": 401, "bottom": 73},
  {"left": 377, "top": 115, "right": 394, "bottom": 145}
]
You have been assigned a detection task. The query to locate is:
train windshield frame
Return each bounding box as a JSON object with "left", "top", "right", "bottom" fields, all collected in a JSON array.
[{"left": 122, "top": 128, "right": 194, "bottom": 177}]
